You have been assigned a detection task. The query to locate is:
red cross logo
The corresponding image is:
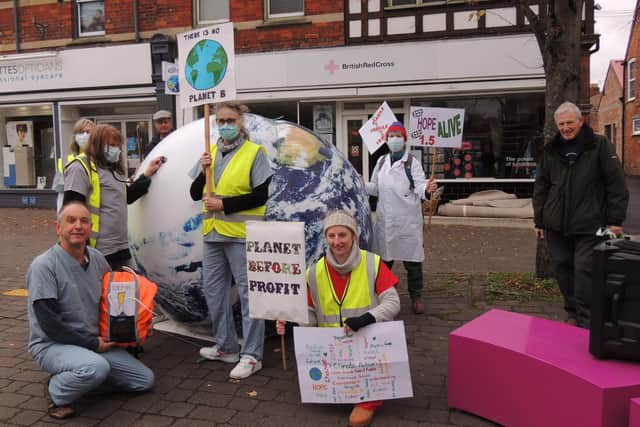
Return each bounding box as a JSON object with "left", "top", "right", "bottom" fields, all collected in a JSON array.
[{"left": 324, "top": 59, "right": 339, "bottom": 75}]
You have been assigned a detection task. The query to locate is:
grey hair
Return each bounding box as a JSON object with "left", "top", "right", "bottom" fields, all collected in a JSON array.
[
  {"left": 553, "top": 102, "right": 582, "bottom": 121},
  {"left": 57, "top": 201, "right": 90, "bottom": 222}
]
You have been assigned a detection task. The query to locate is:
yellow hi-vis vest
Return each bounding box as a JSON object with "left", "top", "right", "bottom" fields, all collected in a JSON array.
[
  {"left": 57, "top": 154, "right": 76, "bottom": 174},
  {"left": 202, "top": 140, "right": 266, "bottom": 238},
  {"left": 307, "top": 250, "right": 380, "bottom": 328},
  {"left": 65, "top": 154, "right": 101, "bottom": 248}
]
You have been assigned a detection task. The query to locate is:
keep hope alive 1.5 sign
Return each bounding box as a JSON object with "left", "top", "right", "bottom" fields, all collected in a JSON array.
[
  {"left": 177, "top": 22, "right": 236, "bottom": 109},
  {"left": 246, "top": 221, "right": 309, "bottom": 324},
  {"left": 408, "top": 107, "right": 465, "bottom": 149}
]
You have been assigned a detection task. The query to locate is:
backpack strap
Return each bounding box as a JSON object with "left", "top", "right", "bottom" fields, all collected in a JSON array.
[{"left": 404, "top": 154, "right": 415, "bottom": 191}]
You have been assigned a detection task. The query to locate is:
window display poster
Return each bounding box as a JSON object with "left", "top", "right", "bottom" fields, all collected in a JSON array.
[
  {"left": 79, "top": 1, "right": 105, "bottom": 35},
  {"left": 6, "top": 121, "right": 34, "bottom": 148},
  {"left": 246, "top": 221, "right": 308, "bottom": 325},
  {"left": 313, "top": 105, "right": 333, "bottom": 133},
  {"left": 408, "top": 107, "right": 465, "bottom": 149},
  {"left": 294, "top": 321, "right": 413, "bottom": 403},
  {"left": 358, "top": 101, "right": 398, "bottom": 155}
]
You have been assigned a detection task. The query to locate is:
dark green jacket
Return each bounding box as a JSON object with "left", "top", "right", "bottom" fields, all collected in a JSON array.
[{"left": 533, "top": 125, "right": 628, "bottom": 235}]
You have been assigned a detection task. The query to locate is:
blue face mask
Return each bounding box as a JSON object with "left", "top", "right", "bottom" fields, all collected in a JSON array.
[
  {"left": 219, "top": 124, "right": 239, "bottom": 141},
  {"left": 387, "top": 136, "right": 405, "bottom": 153},
  {"left": 104, "top": 146, "right": 121, "bottom": 163}
]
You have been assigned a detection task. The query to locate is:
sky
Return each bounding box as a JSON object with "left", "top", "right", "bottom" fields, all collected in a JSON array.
[{"left": 591, "top": 0, "right": 637, "bottom": 86}]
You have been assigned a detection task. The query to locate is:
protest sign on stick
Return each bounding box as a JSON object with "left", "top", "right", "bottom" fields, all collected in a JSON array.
[
  {"left": 294, "top": 321, "right": 413, "bottom": 403},
  {"left": 177, "top": 22, "right": 236, "bottom": 196},
  {"left": 408, "top": 107, "right": 465, "bottom": 229},
  {"left": 358, "top": 102, "right": 398, "bottom": 155},
  {"left": 246, "top": 221, "right": 308, "bottom": 369}
]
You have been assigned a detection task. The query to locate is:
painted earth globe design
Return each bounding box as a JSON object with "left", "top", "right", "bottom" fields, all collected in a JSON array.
[
  {"left": 129, "top": 114, "right": 373, "bottom": 323},
  {"left": 185, "top": 39, "right": 228, "bottom": 90},
  {"left": 309, "top": 367, "right": 323, "bottom": 381},
  {"left": 166, "top": 75, "right": 179, "bottom": 93}
]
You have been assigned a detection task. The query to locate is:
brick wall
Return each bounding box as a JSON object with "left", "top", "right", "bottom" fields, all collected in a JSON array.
[
  {"left": 624, "top": 7, "right": 640, "bottom": 176},
  {"left": 2, "top": 1, "right": 343, "bottom": 53},
  {"left": 597, "top": 64, "right": 623, "bottom": 159}
]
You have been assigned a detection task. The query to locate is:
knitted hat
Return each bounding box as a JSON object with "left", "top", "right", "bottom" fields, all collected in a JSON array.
[
  {"left": 153, "top": 110, "right": 172, "bottom": 120},
  {"left": 386, "top": 121, "right": 407, "bottom": 139},
  {"left": 323, "top": 210, "right": 359, "bottom": 238}
]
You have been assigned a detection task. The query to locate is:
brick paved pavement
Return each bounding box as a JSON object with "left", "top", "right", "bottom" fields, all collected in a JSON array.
[{"left": 0, "top": 208, "right": 566, "bottom": 426}]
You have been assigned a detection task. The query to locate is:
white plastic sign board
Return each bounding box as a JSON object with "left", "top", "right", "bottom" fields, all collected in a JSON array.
[
  {"left": 358, "top": 102, "right": 398, "bottom": 154},
  {"left": 177, "top": 22, "right": 236, "bottom": 108},
  {"left": 408, "top": 107, "right": 465, "bottom": 148},
  {"left": 246, "top": 221, "right": 308, "bottom": 324},
  {"left": 294, "top": 321, "right": 413, "bottom": 403}
]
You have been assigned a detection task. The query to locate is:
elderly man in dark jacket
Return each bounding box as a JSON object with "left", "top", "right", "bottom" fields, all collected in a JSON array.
[{"left": 533, "top": 101, "right": 628, "bottom": 327}]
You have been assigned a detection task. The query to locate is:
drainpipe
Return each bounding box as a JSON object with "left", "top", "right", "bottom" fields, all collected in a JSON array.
[
  {"left": 134, "top": 0, "right": 140, "bottom": 42},
  {"left": 13, "top": 0, "right": 20, "bottom": 53}
]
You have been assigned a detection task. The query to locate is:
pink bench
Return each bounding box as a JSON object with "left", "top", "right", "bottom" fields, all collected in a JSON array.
[
  {"left": 448, "top": 309, "right": 640, "bottom": 427},
  {"left": 630, "top": 398, "right": 640, "bottom": 427}
]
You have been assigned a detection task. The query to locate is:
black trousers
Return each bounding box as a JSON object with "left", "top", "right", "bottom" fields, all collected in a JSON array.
[
  {"left": 545, "top": 229, "right": 602, "bottom": 327},
  {"left": 383, "top": 260, "right": 423, "bottom": 300}
]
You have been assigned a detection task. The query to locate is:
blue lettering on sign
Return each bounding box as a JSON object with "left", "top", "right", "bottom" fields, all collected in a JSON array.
[{"left": 29, "top": 196, "right": 36, "bottom": 206}]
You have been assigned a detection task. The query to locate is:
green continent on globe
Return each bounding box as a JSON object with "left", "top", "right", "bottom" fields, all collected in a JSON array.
[
  {"left": 207, "top": 47, "right": 228, "bottom": 87},
  {"left": 187, "top": 49, "right": 200, "bottom": 85}
]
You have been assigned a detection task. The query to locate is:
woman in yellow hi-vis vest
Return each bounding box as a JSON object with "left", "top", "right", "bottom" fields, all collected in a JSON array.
[
  {"left": 53, "top": 118, "right": 94, "bottom": 213},
  {"left": 63, "top": 124, "right": 164, "bottom": 269},
  {"left": 276, "top": 210, "right": 401, "bottom": 427},
  {"left": 189, "top": 102, "right": 273, "bottom": 380}
]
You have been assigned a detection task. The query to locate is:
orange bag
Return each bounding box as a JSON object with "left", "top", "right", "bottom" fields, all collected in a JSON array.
[{"left": 99, "top": 266, "right": 158, "bottom": 348}]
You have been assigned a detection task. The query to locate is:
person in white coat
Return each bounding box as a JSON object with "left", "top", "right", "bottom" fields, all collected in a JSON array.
[{"left": 365, "top": 121, "right": 437, "bottom": 314}]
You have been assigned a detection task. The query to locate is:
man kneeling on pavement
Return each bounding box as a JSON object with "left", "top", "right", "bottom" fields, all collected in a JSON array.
[{"left": 27, "top": 201, "right": 154, "bottom": 419}]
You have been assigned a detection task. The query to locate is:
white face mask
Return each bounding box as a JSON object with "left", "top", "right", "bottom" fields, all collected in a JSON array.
[
  {"left": 75, "top": 132, "right": 90, "bottom": 149},
  {"left": 387, "top": 136, "right": 405, "bottom": 153},
  {"left": 104, "top": 146, "right": 121, "bottom": 163}
]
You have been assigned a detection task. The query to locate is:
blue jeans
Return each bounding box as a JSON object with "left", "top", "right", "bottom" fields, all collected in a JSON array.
[
  {"left": 202, "top": 241, "right": 264, "bottom": 360},
  {"left": 34, "top": 344, "right": 154, "bottom": 406}
]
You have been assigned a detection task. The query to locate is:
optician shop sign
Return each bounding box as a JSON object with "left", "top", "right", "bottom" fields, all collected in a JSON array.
[{"left": 0, "top": 44, "right": 152, "bottom": 94}]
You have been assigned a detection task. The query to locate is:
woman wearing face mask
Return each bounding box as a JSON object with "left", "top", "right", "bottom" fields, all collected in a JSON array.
[
  {"left": 365, "top": 121, "right": 437, "bottom": 315},
  {"left": 54, "top": 119, "right": 95, "bottom": 213},
  {"left": 276, "top": 210, "right": 400, "bottom": 427},
  {"left": 63, "top": 124, "right": 164, "bottom": 269},
  {"left": 189, "top": 102, "right": 273, "bottom": 380}
]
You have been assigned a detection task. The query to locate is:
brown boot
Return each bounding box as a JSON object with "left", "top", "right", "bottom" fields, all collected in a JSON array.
[
  {"left": 412, "top": 299, "right": 425, "bottom": 315},
  {"left": 349, "top": 405, "right": 375, "bottom": 427},
  {"left": 45, "top": 377, "right": 75, "bottom": 420}
]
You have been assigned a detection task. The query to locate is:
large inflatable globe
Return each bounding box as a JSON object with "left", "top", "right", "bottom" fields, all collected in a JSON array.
[{"left": 128, "top": 114, "right": 373, "bottom": 323}]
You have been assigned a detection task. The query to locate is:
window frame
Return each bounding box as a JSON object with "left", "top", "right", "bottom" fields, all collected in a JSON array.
[
  {"left": 629, "top": 58, "right": 636, "bottom": 101},
  {"left": 76, "top": 0, "right": 105, "bottom": 38},
  {"left": 265, "top": 0, "right": 305, "bottom": 20},
  {"left": 194, "top": 0, "right": 230, "bottom": 26},
  {"left": 384, "top": 0, "right": 472, "bottom": 9},
  {"left": 633, "top": 117, "right": 640, "bottom": 136}
]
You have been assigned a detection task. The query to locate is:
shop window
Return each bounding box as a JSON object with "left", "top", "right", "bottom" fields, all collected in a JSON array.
[
  {"left": 633, "top": 117, "right": 640, "bottom": 136},
  {"left": 76, "top": 0, "right": 105, "bottom": 37},
  {"left": 266, "top": 0, "right": 304, "bottom": 19},
  {"left": 411, "top": 94, "right": 544, "bottom": 180},
  {"left": 194, "top": 0, "right": 229, "bottom": 25},
  {"left": 629, "top": 59, "right": 636, "bottom": 101}
]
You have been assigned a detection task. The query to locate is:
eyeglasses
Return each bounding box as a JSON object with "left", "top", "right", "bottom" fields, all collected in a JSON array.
[
  {"left": 155, "top": 118, "right": 171, "bottom": 124},
  {"left": 216, "top": 118, "right": 237, "bottom": 126}
]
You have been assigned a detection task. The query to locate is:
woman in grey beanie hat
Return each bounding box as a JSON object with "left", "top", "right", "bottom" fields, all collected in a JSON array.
[{"left": 277, "top": 209, "right": 400, "bottom": 427}]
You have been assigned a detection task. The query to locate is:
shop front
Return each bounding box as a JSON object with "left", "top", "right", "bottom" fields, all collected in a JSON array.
[
  {"left": 0, "top": 44, "right": 156, "bottom": 208},
  {"left": 230, "top": 34, "right": 545, "bottom": 201}
]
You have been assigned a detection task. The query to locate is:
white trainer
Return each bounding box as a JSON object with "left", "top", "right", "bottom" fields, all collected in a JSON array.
[
  {"left": 229, "top": 355, "right": 262, "bottom": 379},
  {"left": 199, "top": 345, "right": 240, "bottom": 363}
]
